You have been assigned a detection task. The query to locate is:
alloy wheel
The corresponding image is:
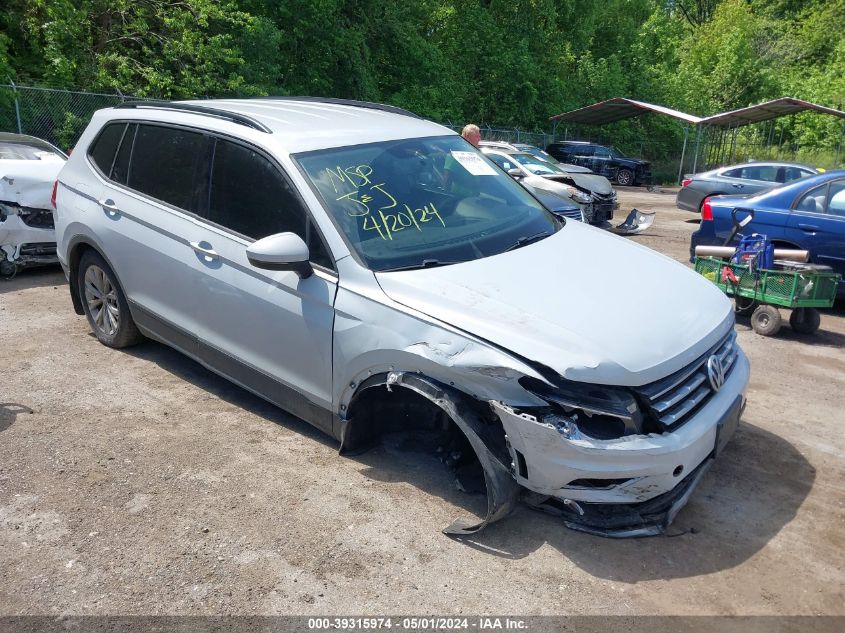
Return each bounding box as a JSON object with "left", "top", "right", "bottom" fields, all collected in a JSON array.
[{"left": 83, "top": 265, "right": 120, "bottom": 337}]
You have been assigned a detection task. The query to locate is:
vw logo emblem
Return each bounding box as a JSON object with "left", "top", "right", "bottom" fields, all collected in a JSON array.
[{"left": 707, "top": 355, "right": 726, "bottom": 391}]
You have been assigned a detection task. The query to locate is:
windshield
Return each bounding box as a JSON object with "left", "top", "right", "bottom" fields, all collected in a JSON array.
[
  {"left": 0, "top": 140, "right": 65, "bottom": 161},
  {"left": 509, "top": 153, "right": 563, "bottom": 175},
  {"left": 296, "top": 136, "right": 559, "bottom": 271},
  {"left": 608, "top": 146, "right": 626, "bottom": 159},
  {"left": 516, "top": 145, "right": 560, "bottom": 164}
]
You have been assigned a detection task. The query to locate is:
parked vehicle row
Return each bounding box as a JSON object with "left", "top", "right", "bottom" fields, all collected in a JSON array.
[
  {"left": 545, "top": 141, "right": 652, "bottom": 186},
  {"left": 479, "top": 144, "right": 618, "bottom": 225},
  {"left": 677, "top": 161, "right": 822, "bottom": 213},
  {"left": 52, "top": 98, "right": 747, "bottom": 537}
]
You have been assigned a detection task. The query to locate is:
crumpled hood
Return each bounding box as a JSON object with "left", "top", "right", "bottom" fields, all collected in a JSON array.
[
  {"left": 375, "top": 222, "right": 733, "bottom": 386},
  {"left": 529, "top": 172, "right": 614, "bottom": 196},
  {"left": 0, "top": 159, "right": 65, "bottom": 209},
  {"left": 557, "top": 163, "right": 593, "bottom": 174}
]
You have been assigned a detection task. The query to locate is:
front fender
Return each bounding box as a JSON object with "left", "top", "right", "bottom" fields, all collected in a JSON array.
[{"left": 332, "top": 285, "right": 551, "bottom": 418}]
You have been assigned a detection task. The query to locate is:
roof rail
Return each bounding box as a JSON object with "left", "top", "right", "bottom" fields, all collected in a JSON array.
[
  {"left": 114, "top": 101, "right": 273, "bottom": 133},
  {"left": 263, "top": 96, "right": 421, "bottom": 119}
]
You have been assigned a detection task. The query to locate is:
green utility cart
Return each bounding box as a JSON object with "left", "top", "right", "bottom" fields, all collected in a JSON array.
[{"left": 694, "top": 257, "right": 841, "bottom": 337}]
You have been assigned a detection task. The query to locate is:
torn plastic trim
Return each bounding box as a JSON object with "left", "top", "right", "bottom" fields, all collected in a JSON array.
[
  {"left": 340, "top": 372, "right": 520, "bottom": 536},
  {"left": 609, "top": 208, "right": 655, "bottom": 235},
  {"left": 523, "top": 456, "right": 713, "bottom": 538}
]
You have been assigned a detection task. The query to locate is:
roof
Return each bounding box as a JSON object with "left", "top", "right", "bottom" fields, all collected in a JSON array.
[
  {"left": 549, "top": 96, "right": 845, "bottom": 129},
  {"left": 111, "top": 98, "right": 454, "bottom": 154},
  {"left": 700, "top": 97, "right": 845, "bottom": 128},
  {"left": 549, "top": 98, "right": 702, "bottom": 125}
]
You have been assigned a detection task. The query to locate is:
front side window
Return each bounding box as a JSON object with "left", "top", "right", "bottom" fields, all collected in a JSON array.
[
  {"left": 208, "top": 139, "right": 332, "bottom": 268},
  {"left": 129, "top": 125, "right": 209, "bottom": 212},
  {"left": 826, "top": 180, "right": 845, "bottom": 217},
  {"left": 795, "top": 183, "right": 828, "bottom": 214},
  {"left": 295, "top": 135, "right": 559, "bottom": 272}
]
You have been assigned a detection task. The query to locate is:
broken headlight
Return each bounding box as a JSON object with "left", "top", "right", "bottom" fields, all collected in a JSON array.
[
  {"left": 562, "top": 185, "right": 592, "bottom": 205},
  {"left": 519, "top": 376, "right": 642, "bottom": 440}
]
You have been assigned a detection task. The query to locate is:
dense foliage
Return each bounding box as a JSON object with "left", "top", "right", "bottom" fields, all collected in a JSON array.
[{"left": 2, "top": 0, "right": 843, "bottom": 169}]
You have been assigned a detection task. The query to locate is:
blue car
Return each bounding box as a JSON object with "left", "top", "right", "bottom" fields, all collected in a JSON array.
[{"left": 691, "top": 170, "right": 845, "bottom": 294}]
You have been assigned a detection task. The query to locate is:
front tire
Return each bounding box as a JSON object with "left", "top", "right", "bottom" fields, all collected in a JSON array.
[
  {"left": 751, "top": 304, "right": 782, "bottom": 336},
  {"left": 78, "top": 250, "right": 143, "bottom": 348},
  {"left": 616, "top": 169, "right": 634, "bottom": 186}
]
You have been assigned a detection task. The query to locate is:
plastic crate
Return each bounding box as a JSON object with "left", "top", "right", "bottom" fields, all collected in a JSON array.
[{"left": 694, "top": 257, "right": 840, "bottom": 309}]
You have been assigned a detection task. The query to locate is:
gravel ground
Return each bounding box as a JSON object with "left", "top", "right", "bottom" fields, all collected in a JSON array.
[{"left": 1, "top": 187, "right": 843, "bottom": 616}]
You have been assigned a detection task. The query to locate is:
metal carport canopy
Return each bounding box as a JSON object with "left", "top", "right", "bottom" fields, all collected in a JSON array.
[
  {"left": 549, "top": 97, "right": 702, "bottom": 125},
  {"left": 700, "top": 97, "right": 845, "bottom": 127}
]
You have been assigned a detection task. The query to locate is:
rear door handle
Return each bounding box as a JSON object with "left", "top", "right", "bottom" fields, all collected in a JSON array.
[
  {"left": 731, "top": 183, "right": 744, "bottom": 189},
  {"left": 190, "top": 241, "right": 219, "bottom": 260},
  {"left": 798, "top": 223, "right": 819, "bottom": 233},
  {"left": 98, "top": 198, "right": 120, "bottom": 216}
]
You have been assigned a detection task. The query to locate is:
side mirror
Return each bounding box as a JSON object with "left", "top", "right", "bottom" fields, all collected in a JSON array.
[
  {"left": 246, "top": 232, "right": 313, "bottom": 278},
  {"left": 507, "top": 168, "right": 523, "bottom": 179}
]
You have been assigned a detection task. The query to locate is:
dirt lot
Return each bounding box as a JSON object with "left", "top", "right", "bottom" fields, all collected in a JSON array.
[{"left": 1, "top": 188, "right": 844, "bottom": 616}]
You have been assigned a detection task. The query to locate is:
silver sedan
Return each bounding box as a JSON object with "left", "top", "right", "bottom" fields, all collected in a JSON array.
[{"left": 676, "top": 161, "right": 821, "bottom": 213}]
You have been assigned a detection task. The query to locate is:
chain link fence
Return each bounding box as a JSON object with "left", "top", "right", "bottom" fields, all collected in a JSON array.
[
  {"left": 441, "top": 121, "right": 556, "bottom": 151},
  {"left": 0, "top": 84, "right": 151, "bottom": 151},
  {"left": 3, "top": 84, "right": 841, "bottom": 182}
]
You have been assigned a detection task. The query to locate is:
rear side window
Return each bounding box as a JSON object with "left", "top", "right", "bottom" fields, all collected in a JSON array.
[
  {"left": 88, "top": 123, "right": 126, "bottom": 176},
  {"left": 726, "top": 166, "right": 778, "bottom": 182},
  {"left": 129, "top": 125, "right": 209, "bottom": 212},
  {"left": 208, "top": 139, "right": 333, "bottom": 268},
  {"left": 111, "top": 124, "right": 136, "bottom": 185}
]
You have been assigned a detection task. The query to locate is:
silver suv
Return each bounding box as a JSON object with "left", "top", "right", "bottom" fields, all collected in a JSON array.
[{"left": 55, "top": 98, "right": 748, "bottom": 537}]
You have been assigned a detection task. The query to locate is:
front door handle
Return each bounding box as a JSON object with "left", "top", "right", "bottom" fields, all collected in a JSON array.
[
  {"left": 798, "top": 223, "right": 819, "bottom": 233},
  {"left": 98, "top": 198, "right": 120, "bottom": 216},
  {"left": 731, "top": 183, "right": 744, "bottom": 189},
  {"left": 190, "top": 241, "right": 219, "bottom": 260}
]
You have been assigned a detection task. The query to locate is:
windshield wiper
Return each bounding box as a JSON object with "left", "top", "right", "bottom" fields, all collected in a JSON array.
[
  {"left": 380, "top": 259, "right": 461, "bottom": 272},
  {"left": 503, "top": 231, "right": 551, "bottom": 252}
]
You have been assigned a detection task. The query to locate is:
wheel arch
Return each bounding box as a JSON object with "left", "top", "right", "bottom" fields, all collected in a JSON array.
[
  {"left": 66, "top": 233, "right": 126, "bottom": 316},
  {"left": 340, "top": 371, "right": 520, "bottom": 535}
]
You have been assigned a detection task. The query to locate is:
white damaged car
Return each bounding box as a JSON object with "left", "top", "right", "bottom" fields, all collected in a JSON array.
[
  {"left": 54, "top": 99, "right": 749, "bottom": 537},
  {"left": 0, "top": 133, "right": 67, "bottom": 277}
]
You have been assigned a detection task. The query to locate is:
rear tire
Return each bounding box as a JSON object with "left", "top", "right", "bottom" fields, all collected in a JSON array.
[
  {"left": 789, "top": 308, "right": 820, "bottom": 335},
  {"left": 616, "top": 169, "right": 634, "bottom": 186},
  {"left": 751, "top": 304, "right": 782, "bottom": 337},
  {"left": 78, "top": 250, "right": 143, "bottom": 348}
]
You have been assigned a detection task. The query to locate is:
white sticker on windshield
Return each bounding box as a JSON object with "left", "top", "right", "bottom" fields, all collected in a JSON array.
[{"left": 450, "top": 151, "right": 498, "bottom": 176}]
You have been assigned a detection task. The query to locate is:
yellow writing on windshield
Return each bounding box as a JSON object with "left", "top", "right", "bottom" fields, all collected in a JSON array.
[
  {"left": 325, "top": 164, "right": 374, "bottom": 193},
  {"left": 323, "top": 164, "right": 447, "bottom": 241},
  {"left": 362, "top": 203, "right": 446, "bottom": 241}
]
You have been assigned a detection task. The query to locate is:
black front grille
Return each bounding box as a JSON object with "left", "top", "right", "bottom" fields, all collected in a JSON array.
[
  {"left": 634, "top": 330, "right": 738, "bottom": 431},
  {"left": 554, "top": 208, "right": 583, "bottom": 222}
]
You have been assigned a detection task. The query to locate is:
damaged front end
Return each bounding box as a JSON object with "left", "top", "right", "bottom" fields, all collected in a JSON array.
[
  {"left": 1, "top": 151, "right": 64, "bottom": 277},
  {"left": 339, "top": 336, "right": 746, "bottom": 539},
  {"left": 487, "top": 331, "right": 748, "bottom": 537},
  {"left": 0, "top": 201, "right": 58, "bottom": 277}
]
